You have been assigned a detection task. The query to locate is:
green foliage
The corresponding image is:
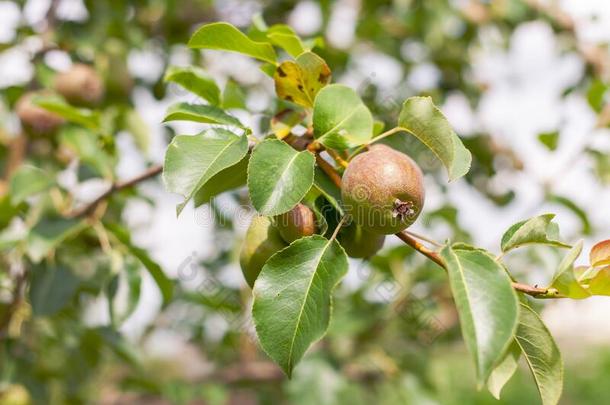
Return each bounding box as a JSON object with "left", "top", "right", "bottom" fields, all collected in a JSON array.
[
  {"left": 188, "top": 22, "right": 277, "bottom": 64},
  {"left": 440, "top": 244, "right": 519, "bottom": 385},
  {"left": 501, "top": 214, "right": 571, "bottom": 253},
  {"left": 2, "top": 3, "right": 610, "bottom": 404},
  {"left": 163, "top": 128, "right": 249, "bottom": 214},
  {"left": 397, "top": 97, "right": 472, "bottom": 181},
  {"left": 313, "top": 84, "right": 373, "bottom": 149},
  {"left": 252, "top": 235, "right": 348, "bottom": 376},
  {"left": 247, "top": 139, "right": 315, "bottom": 216}
]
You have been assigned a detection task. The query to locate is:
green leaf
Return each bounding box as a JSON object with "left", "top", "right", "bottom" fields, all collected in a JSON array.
[
  {"left": 108, "top": 258, "right": 141, "bottom": 326},
  {"left": 588, "top": 266, "right": 610, "bottom": 295},
  {"left": 275, "top": 52, "right": 331, "bottom": 108},
  {"left": 548, "top": 194, "right": 592, "bottom": 235},
  {"left": 163, "top": 128, "right": 248, "bottom": 215},
  {"left": 188, "top": 22, "right": 277, "bottom": 64},
  {"left": 500, "top": 214, "right": 571, "bottom": 253},
  {"left": 439, "top": 244, "right": 519, "bottom": 385},
  {"left": 34, "top": 95, "right": 100, "bottom": 130},
  {"left": 313, "top": 84, "right": 373, "bottom": 149},
  {"left": 123, "top": 108, "right": 150, "bottom": 153},
  {"left": 248, "top": 139, "right": 315, "bottom": 216},
  {"left": 60, "top": 127, "right": 115, "bottom": 179},
  {"left": 222, "top": 79, "right": 246, "bottom": 109},
  {"left": 193, "top": 155, "right": 249, "bottom": 206},
  {"left": 313, "top": 167, "right": 343, "bottom": 215},
  {"left": 27, "top": 218, "right": 86, "bottom": 263},
  {"left": 164, "top": 66, "right": 221, "bottom": 106},
  {"left": 252, "top": 235, "right": 348, "bottom": 376},
  {"left": 162, "top": 102, "right": 243, "bottom": 127},
  {"left": 537, "top": 131, "right": 559, "bottom": 151},
  {"left": 487, "top": 341, "right": 520, "bottom": 399},
  {"left": 266, "top": 24, "right": 306, "bottom": 57},
  {"left": 29, "top": 264, "right": 81, "bottom": 316},
  {"left": 397, "top": 96, "right": 471, "bottom": 181},
  {"left": 9, "top": 165, "right": 54, "bottom": 204},
  {"left": 516, "top": 304, "right": 563, "bottom": 405},
  {"left": 550, "top": 241, "right": 590, "bottom": 299},
  {"left": 105, "top": 223, "right": 173, "bottom": 307}
]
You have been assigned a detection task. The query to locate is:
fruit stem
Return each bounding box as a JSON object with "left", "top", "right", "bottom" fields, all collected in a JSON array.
[{"left": 347, "top": 127, "right": 404, "bottom": 161}]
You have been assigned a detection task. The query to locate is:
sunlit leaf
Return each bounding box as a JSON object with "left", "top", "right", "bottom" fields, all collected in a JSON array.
[
  {"left": 252, "top": 235, "right": 348, "bottom": 376},
  {"left": 267, "top": 24, "right": 306, "bottom": 57},
  {"left": 164, "top": 66, "right": 221, "bottom": 106},
  {"left": 516, "top": 304, "right": 563, "bottom": 405},
  {"left": 501, "top": 214, "right": 571, "bottom": 253},
  {"left": 313, "top": 84, "right": 372, "bottom": 149},
  {"left": 440, "top": 244, "right": 519, "bottom": 385},
  {"left": 162, "top": 102, "right": 243, "bottom": 127},
  {"left": 397, "top": 96, "right": 471, "bottom": 181},
  {"left": 163, "top": 128, "right": 248, "bottom": 215},
  {"left": 487, "top": 340, "right": 520, "bottom": 399},
  {"left": 188, "top": 22, "right": 277, "bottom": 64},
  {"left": 550, "top": 241, "right": 589, "bottom": 299},
  {"left": 248, "top": 139, "right": 315, "bottom": 216}
]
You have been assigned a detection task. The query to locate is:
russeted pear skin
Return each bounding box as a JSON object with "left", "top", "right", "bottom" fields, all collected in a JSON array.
[
  {"left": 339, "top": 223, "right": 385, "bottom": 258},
  {"left": 275, "top": 203, "right": 317, "bottom": 243},
  {"left": 341, "top": 144, "right": 425, "bottom": 234},
  {"left": 16, "top": 91, "right": 65, "bottom": 136},
  {"left": 240, "top": 216, "right": 287, "bottom": 288},
  {"left": 55, "top": 64, "right": 104, "bottom": 107}
]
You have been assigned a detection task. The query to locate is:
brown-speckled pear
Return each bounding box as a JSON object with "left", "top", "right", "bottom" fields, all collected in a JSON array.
[
  {"left": 339, "top": 223, "right": 385, "bottom": 258},
  {"left": 275, "top": 203, "right": 317, "bottom": 243},
  {"left": 341, "top": 144, "right": 424, "bottom": 234},
  {"left": 55, "top": 64, "right": 104, "bottom": 107},
  {"left": 16, "top": 91, "right": 65, "bottom": 136},
  {"left": 240, "top": 216, "right": 287, "bottom": 288}
]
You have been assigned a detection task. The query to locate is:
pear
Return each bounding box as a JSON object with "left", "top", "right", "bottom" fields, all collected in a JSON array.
[
  {"left": 55, "top": 64, "right": 104, "bottom": 107},
  {"left": 339, "top": 223, "right": 385, "bottom": 258},
  {"left": 275, "top": 203, "right": 317, "bottom": 243},
  {"left": 15, "top": 91, "right": 65, "bottom": 137},
  {"left": 342, "top": 144, "right": 424, "bottom": 234},
  {"left": 239, "top": 216, "right": 287, "bottom": 288}
]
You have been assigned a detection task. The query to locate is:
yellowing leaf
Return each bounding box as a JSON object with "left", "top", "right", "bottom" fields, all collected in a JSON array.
[
  {"left": 271, "top": 109, "right": 306, "bottom": 139},
  {"left": 590, "top": 239, "right": 610, "bottom": 267},
  {"left": 274, "top": 52, "right": 331, "bottom": 108}
]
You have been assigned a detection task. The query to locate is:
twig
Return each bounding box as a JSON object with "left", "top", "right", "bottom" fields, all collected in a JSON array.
[
  {"left": 283, "top": 137, "right": 561, "bottom": 299},
  {"left": 67, "top": 165, "right": 162, "bottom": 218}
]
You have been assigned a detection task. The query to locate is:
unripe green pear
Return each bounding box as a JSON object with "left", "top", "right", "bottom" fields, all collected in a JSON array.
[
  {"left": 0, "top": 384, "right": 31, "bottom": 405},
  {"left": 275, "top": 203, "right": 317, "bottom": 243},
  {"left": 341, "top": 144, "right": 425, "bottom": 234},
  {"left": 240, "top": 216, "right": 287, "bottom": 288},
  {"left": 55, "top": 63, "right": 104, "bottom": 107},
  {"left": 339, "top": 223, "right": 385, "bottom": 258},
  {"left": 15, "top": 91, "right": 65, "bottom": 137}
]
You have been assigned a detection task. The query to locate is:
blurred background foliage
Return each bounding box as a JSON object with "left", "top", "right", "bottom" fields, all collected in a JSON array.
[{"left": 0, "top": 0, "right": 609, "bottom": 404}]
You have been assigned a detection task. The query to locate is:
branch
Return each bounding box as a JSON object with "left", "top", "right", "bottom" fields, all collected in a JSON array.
[
  {"left": 282, "top": 134, "right": 560, "bottom": 299},
  {"left": 67, "top": 165, "right": 162, "bottom": 218}
]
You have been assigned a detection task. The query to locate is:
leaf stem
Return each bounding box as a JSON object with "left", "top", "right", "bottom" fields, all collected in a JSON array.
[{"left": 330, "top": 215, "right": 347, "bottom": 242}]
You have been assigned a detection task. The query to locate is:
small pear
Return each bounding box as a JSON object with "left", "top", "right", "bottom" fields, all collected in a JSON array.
[
  {"left": 341, "top": 144, "right": 425, "bottom": 234},
  {"left": 275, "top": 203, "right": 317, "bottom": 243},
  {"left": 239, "top": 216, "right": 287, "bottom": 288}
]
